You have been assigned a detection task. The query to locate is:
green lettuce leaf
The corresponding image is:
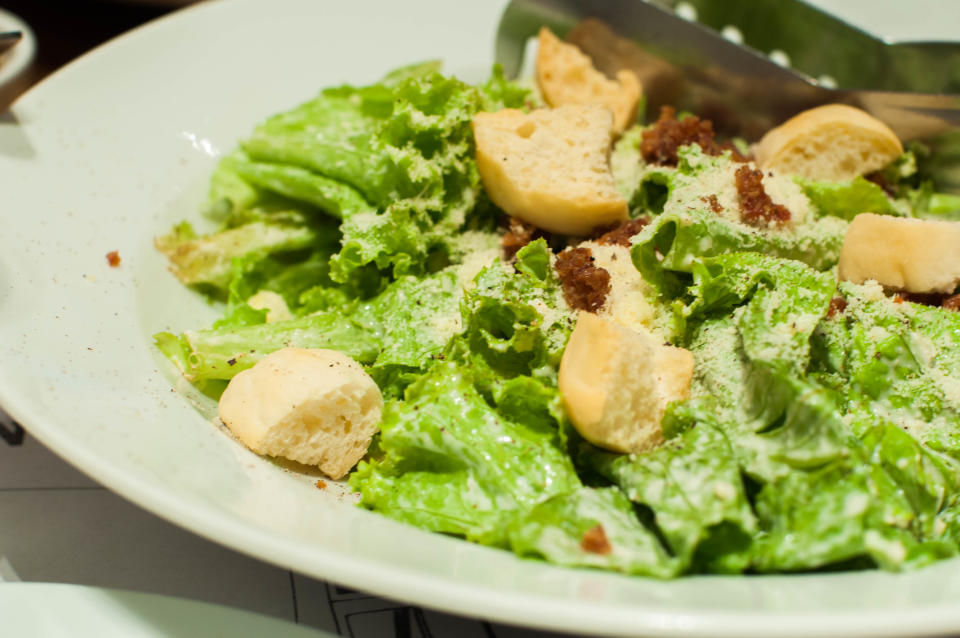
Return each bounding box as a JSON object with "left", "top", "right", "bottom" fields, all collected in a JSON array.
[
  {"left": 753, "top": 454, "right": 916, "bottom": 571},
  {"left": 241, "top": 68, "right": 502, "bottom": 284},
  {"left": 799, "top": 176, "right": 901, "bottom": 219},
  {"left": 584, "top": 423, "right": 756, "bottom": 573},
  {"left": 349, "top": 239, "right": 583, "bottom": 547},
  {"left": 753, "top": 421, "right": 960, "bottom": 572},
  {"left": 157, "top": 263, "right": 468, "bottom": 390},
  {"left": 669, "top": 252, "right": 848, "bottom": 471},
  {"left": 226, "top": 251, "right": 339, "bottom": 316},
  {"left": 156, "top": 63, "right": 524, "bottom": 298},
  {"left": 678, "top": 251, "right": 835, "bottom": 353},
  {"left": 354, "top": 268, "right": 470, "bottom": 396},
  {"left": 860, "top": 421, "right": 960, "bottom": 539},
  {"left": 225, "top": 152, "right": 374, "bottom": 219},
  {"left": 629, "top": 146, "right": 848, "bottom": 292},
  {"left": 507, "top": 487, "right": 679, "bottom": 578},
  {"left": 631, "top": 209, "right": 846, "bottom": 296},
  {"left": 477, "top": 63, "right": 533, "bottom": 111},
  {"left": 154, "top": 211, "right": 322, "bottom": 292},
  {"left": 452, "top": 239, "right": 575, "bottom": 395},
  {"left": 865, "top": 148, "right": 960, "bottom": 220},
  {"left": 350, "top": 362, "right": 580, "bottom": 546},
  {"left": 154, "top": 311, "right": 381, "bottom": 382},
  {"left": 652, "top": 253, "right": 960, "bottom": 571},
  {"left": 905, "top": 181, "right": 960, "bottom": 221},
  {"left": 611, "top": 125, "right": 647, "bottom": 210},
  {"left": 811, "top": 282, "right": 960, "bottom": 459}
]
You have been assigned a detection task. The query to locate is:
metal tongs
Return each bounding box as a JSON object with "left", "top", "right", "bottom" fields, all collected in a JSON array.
[{"left": 495, "top": 0, "right": 960, "bottom": 191}]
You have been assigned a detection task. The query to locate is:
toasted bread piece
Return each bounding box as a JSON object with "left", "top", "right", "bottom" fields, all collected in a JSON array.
[
  {"left": 218, "top": 347, "right": 383, "bottom": 479},
  {"left": 754, "top": 104, "right": 902, "bottom": 181},
  {"left": 473, "top": 104, "right": 628, "bottom": 236},
  {"left": 838, "top": 213, "right": 960, "bottom": 294},
  {"left": 536, "top": 27, "right": 642, "bottom": 135},
  {"left": 558, "top": 312, "right": 694, "bottom": 454}
]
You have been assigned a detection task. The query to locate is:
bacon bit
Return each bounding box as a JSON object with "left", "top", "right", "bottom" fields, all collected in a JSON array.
[
  {"left": 701, "top": 194, "right": 723, "bottom": 214},
  {"left": 595, "top": 217, "right": 650, "bottom": 247},
  {"left": 555, "top": 247, "right": 611, "bottom": 313},
  {"left": 896, "top": 291, "right": 960, "bottom": 311},
  {"left": 735, "top": 165, "right": 791, "bottom": 227},
  {"left": 501, "top": 216, "right": 547, "bottom": 261},
  {"left": 640, "top": 106, "right": 748, "bottom": 167},
  {"left": 905, "top": 292, "right": 940, "bottom": 306},
  {"left": 106, "top": 251, "right": 121, "bottom": 267},
  {"left": 865, "top": 171, "right": 896, "bottom": 197},
  {"left": 315, "top": 479, "right": 327, "bottom": 489},
  {"left": 826, "top": 296, "right": 848, "bottom": 318},
  {"left": 580, "top": 524, "right": 612, "bottom": 555}
]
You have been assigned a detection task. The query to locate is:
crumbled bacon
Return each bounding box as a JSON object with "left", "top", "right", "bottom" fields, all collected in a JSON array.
[
  {"left": 595, "top": 217, "right": 650, "bottom": 247},
  {"left": 501, "top": 216, "right": 545, "bottom": 261},
  {"left": 555, "top": 247, "right": 611, "bottom": 312},
  {"left": 106, "top": 250, "right": 121, "bottom": 267},
  {"left": 580, "top": 524, "right": 612, "bottom": 555},
  {"left": 640, "top": 105, "right": 748, "bottom": 166},
  {"left": 702, "top": 194, "right": 723, "bottom": 214},
  {"left": 865, "top": 170, "right": 896, "bottom": 197},
  {"left": 735, "top": 165, "right": 791, "bottom": 227},
  {"left": 895, "top": 291, "right": 960, "bottom": 311},
  {"left": 826, "top": 296, "right": 848, "bottom": 318},
  {"left": 899, "top": 292, "right": 936, "bottom": 306}
]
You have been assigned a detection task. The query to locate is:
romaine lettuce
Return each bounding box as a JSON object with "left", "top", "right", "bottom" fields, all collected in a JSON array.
[
  {"left": 508, "top": 487, "right": 679, "bottom": 578},
  {"left": 350, "top": 361, "right": 580, "bottom": 546},
  {"left": 799, "top": 176, "right": 902, "bottom": 219}
]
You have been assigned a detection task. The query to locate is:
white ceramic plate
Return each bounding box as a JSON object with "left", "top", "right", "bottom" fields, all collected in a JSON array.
[
  {"left": 2, "top": 1, "right": 960, "bottom": 636},
  {"left": 0, "top": 583, "right": 333, "bottom": 637}
]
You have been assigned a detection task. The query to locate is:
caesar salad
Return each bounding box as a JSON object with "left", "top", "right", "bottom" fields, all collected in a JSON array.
[{"left": 155, "top": 27, "right": 960, "bottom": 578}]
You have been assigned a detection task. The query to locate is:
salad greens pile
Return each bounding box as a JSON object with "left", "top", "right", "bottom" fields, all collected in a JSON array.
[{"left": 156, "top": 61, "right": 960, "bottom": 577}]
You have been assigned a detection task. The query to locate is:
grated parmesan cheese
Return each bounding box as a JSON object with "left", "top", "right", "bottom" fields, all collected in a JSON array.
[{"left": 580, "top": 241, "right": 655, "bottom": 333}]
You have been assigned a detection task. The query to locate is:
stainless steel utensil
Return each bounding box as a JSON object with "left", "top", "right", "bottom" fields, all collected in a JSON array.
[
  {"left": 657, "top": 0, "right": 960, "bottom": 95},
  {"left": 495, "top": 0, "right": 960, "bottom": 190},
  {"left": 0, "top": 31, "right": 21, "bottom": 57}
]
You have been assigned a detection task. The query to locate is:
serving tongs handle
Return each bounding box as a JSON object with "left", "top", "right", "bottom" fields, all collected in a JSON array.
[{"left": 495, "top": 0, "right": 960, "bottom": 191}]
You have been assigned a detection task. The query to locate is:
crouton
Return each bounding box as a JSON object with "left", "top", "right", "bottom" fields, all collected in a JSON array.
[
  {"left": 753, "top": 104, "right": 902, "bottom": 181},
  {"left": 838, "top": 213, "right": 960, "bottom": 294},
  {"left": 218, "top": 347, "right": 383, "bottom": 479},
  {"left": 473, "top": 104, "right": 628, "bottom": 236},
  {"left": 536, "top": 27, "right": 642, "bottom": 135},
  {"left": 558, "top": 313, "right": 693, "bottom": 454}
]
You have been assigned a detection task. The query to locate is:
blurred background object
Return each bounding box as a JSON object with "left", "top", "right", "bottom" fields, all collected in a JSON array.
[
  {"left": 0, "top": 8, "right": 35, "bottom": 108},
  {"left": 1, "top": 0, "right": 199, "bottom": 103}
]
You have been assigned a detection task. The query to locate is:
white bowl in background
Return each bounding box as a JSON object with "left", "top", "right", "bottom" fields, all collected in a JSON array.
[{"left": 0, "top": 8, "right": 36, "bottom": 108}]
